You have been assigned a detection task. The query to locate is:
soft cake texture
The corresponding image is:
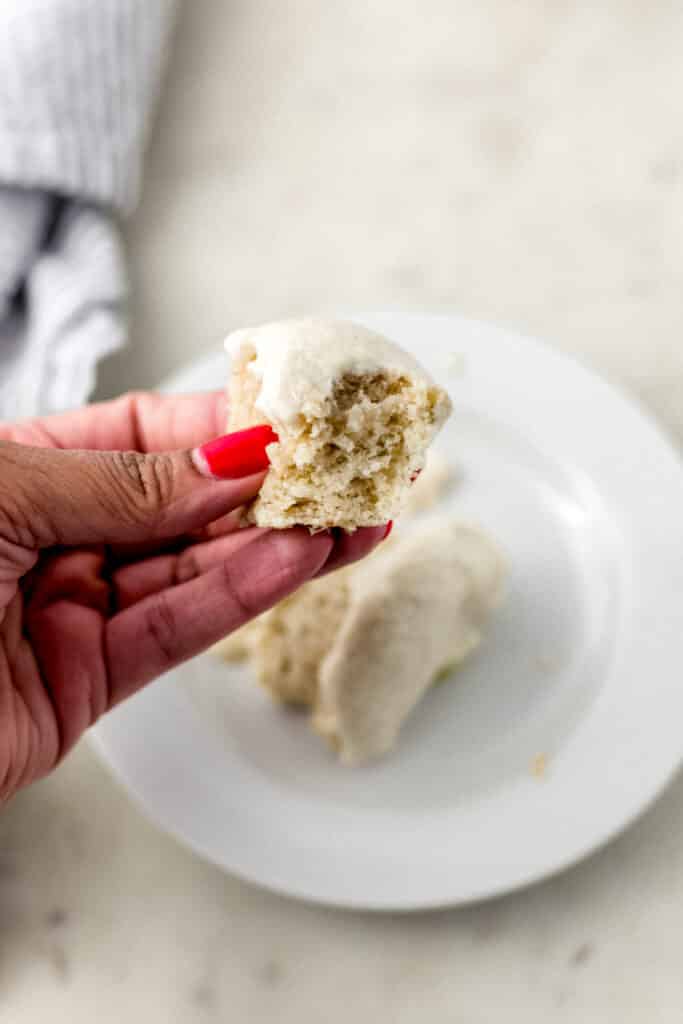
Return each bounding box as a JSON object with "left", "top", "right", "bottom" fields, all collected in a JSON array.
[
  {"left": 241, "top": 570, "right": 352, "bottom": 707},
  {"left": 225, "top": 318, "right": 452, "bottom": 531},
  {"left": 215, "top": 518, "right": 506, "bottom": 764}
]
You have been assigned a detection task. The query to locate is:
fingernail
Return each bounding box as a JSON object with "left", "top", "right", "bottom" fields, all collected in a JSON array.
[
  {"left": 382, "top": 521, "right": 393, "bottom": 540},
  {"left": 192, "top": 425, "right": 278, "bottom": 479},
  {"left": 410, "top": 469, "right": 422, "bottom": 484}
]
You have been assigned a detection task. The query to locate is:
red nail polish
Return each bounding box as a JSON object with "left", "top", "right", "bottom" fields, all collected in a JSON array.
[
  {"left": 193, "top": 425, "right": 278, "bottom": 479},
  {"left": 383, "top": 521, "right": 393, "bottom": 540},
  {"left": 410, "top": 469, "right": 422, "bottom": 483}
]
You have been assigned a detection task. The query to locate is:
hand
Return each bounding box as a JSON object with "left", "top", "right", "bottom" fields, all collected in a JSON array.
[{"left": 0, "top": 392, "right": 387, "bottom": 801}]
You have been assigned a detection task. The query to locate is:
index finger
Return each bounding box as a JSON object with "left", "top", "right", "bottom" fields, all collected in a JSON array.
[{"left": 0, "top": 391, "right": 228, "bottom": 452}]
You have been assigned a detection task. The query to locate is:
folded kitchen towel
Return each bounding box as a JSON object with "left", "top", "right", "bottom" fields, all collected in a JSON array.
[{"left": 0, "top": 0, "right": 179, "bottom": 420}]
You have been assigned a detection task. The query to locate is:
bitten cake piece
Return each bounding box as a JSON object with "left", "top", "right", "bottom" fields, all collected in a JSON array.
[
  {"left": 312, "top": 520, "right": 505, "bottom": 762},
  {"left": 225, "top": 318, "right": 452, "bottom": 531},
  {"left": 231, "top": 568, "right": 353, "bottom": 707},
  {"left": 215, "top": 518, "right": 506, "bottom": 764}
]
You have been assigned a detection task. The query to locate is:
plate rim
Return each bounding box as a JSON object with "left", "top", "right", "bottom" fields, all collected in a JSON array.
[{"left": 91, "top": 312, "right": 683, "bottom": 910}]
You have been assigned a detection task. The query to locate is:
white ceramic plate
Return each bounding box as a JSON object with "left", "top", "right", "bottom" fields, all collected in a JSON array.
[{"left": 90, "top": 313, "right": 683, "bottom": 910}]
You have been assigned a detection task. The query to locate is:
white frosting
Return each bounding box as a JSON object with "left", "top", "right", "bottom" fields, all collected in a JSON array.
[{"left": 225, "top": 318, "right": 433, "bottom": 425}]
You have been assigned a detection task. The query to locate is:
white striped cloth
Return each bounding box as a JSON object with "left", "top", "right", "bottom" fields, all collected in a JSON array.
[{"left": 0, "top": 0, "right": 179, "bottom": 420}]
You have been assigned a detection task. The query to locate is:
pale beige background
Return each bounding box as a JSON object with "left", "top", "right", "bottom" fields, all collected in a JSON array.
[{"left": 3, "top": 2, "right": 683, "bottom": 1021}]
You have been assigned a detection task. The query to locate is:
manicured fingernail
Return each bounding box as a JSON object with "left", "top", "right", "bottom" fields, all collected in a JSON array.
[
  {"left": 410, "top": 469, "right": 422, "bottom": 484},
  {"left": 192, "top": 425, "right": 278, "bottom": 479},
  {"left": 382, "top": 521, "right": 393, "bottom": 540}
]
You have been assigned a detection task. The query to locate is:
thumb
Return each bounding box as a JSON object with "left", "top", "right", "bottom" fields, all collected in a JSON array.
[{"left": 0, "top": 427, "right": 274, "bottom": 548}]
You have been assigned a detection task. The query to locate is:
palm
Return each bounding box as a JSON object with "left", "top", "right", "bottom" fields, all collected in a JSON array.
[{"left": 0, "top": 595, "right": 65, "bottom": 798}]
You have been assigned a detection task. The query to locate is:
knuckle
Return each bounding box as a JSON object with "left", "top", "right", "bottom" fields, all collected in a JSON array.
[
  {"left": 265, "top": 534, "right": 314, "bottom": 591},
  {"left": 0, "top": 445, "right": 49, "bottom": 546},
  {"left": 115, "top": 391, "right": 146, "bottom": 442},
  {"left": 144, "top": 593, "right": 181, "bottom": 667},
  {"left": 108, "top": 451, "right": 176, "bottom": 520},
  {"left": 119, "top": 390, "right": 147, "bottom": 406},
  {"left": 220, "top": 558, "right": 261, "bottom": 621},
  {"left": 174, "top": 548, "right": 201, "bottom": 585}
]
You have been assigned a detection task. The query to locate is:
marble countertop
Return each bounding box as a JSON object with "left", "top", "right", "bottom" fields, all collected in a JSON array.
[{"left": 3, "top": 2, "right": 683, "bottom": 1020}]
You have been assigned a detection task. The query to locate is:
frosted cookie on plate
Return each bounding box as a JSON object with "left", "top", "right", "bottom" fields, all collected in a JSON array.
[{"left": 225, "top": 318, "right": 452, "bottom": 531}]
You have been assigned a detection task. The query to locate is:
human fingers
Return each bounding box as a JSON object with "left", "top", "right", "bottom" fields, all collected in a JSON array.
[
  {"left": 314, "top": 524, "right": 391, "bottom": 578},
  {"left": 105, "top": 529, "right": 333, "bottom": 704},
  {"left": 0, "top": 426, "right": 275, "bottom": 549},
  {"left": 112, "top": 521, "right": 391, "bottom": 612},
  {"left": 111, "top": 527, "right": 268, "bottom": 610},
  {"left": 104, "top": 507, "right": 245, "bottom": 567},
  {"left": 0, "top": 391, "right": 227, "bottom": 452}
]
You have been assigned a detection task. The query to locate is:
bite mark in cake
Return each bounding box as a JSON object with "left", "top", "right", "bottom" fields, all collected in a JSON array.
[{"left": 225, "top": 318, "right": 452, "bottom": 532}]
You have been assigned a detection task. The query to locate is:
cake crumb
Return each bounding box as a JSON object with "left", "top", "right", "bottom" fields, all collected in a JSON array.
[{"left": 531, "top": 753, "right": 549, "bottom": 779}]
